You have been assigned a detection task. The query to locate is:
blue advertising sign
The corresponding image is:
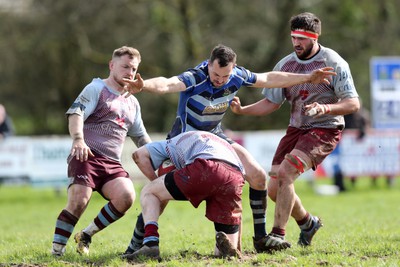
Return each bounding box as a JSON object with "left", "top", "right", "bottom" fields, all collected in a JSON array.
[{"left": 370, "top": 57, "right": 400, "bottom": 128}]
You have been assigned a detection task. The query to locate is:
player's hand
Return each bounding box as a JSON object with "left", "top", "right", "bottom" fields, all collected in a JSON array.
[
  {"left": 70, "top": 139, "right": 94, "bottom": 162},
  {"left": 122, "top": 73, "right": 144, "bottom": 97},
  {"left": 304, "top": 102, "right": 331, "bottom": 118},
  {"left": 230, "top": 96, "right": 243, "bottom": 114},
  {"left": 309, "top": 67, "right": 336, "bottom": 85}
]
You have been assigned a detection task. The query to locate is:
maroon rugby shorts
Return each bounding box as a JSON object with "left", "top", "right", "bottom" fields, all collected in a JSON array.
[
  {"left": 172, "top": 158, "right": 244, "bottom": 225},
  {"left": 272, "top": 126, "right": 342, "bottom": 169},
  {"left": 67, "top": 151, "right": 129, "bottom": 192}
]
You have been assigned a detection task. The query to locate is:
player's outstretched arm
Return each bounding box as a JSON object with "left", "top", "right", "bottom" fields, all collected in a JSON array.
[
  {"left": 124, "top": 75, "right": 186, "bottom": 95},
  {"left": 230, "top": 97, "right": 281, "bottom": 116},
  {"left": 254, "top": 67, "right": 336, "bottom": 88}
]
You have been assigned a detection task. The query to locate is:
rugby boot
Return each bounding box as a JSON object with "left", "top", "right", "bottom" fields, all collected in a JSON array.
[
  {"left": 253, "top": 233, "right": 291, "bottom": 253},
  {"left": 298, "top": 216, "right": 323, "bottom": 246},
  {"left": 74, "top": 231, "right": 91, "bottom": 255}
]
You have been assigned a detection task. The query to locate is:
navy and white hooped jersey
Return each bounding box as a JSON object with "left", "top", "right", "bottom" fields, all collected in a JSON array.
[
  {"left": 146, "top": 131, "right": 245, "bottom": 175},
  {"left": 168, "top": 60, "right": 257, "bottom": 138},
  {"left": 66, "top": 78, "right": 147, "bottom": 161},
  {"left": 262, "top": 45, "right": 358, "bottom": 130}
]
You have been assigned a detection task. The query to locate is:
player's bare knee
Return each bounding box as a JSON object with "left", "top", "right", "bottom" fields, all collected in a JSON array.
[
  {"left": 140, "top": 184, "right": 151, "bottom": 201},
  {"left": 132, "top": 151, "right": 140, "bottom": 164},
  {"left": 245, "top": 166, "right": 267, "bottom": 190},
  {"left": 67, "top": 201, "right": 86, "bottom": 217},
  {"left": 246, "top": 176, "right": 266, "bottom": 190},
  {"left": 122, "top": 189, "right": 135, "bottom": 207}
]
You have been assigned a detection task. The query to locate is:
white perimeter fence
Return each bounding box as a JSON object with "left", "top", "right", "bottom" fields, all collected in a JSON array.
[{"left": 0, "top": 130, "right": 399, "bottom": 186}]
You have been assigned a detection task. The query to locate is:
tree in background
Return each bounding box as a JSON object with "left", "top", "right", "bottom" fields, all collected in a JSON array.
[{"left": 0, "top": 0, "right": 399, "bottom": 135}]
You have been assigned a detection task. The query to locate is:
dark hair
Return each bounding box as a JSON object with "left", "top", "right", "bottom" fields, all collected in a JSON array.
[
  {"left": 112, "top": 46, "right": 141, "bottom": 62},
  {"left": 209, "top": 44, "right": 237, "bottom": 67},
  {"left": 290, "top": 12, "right": 321, "bottom": 35}
]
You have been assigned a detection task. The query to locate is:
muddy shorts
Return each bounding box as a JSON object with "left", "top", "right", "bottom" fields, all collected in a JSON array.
[
  {"left": 168, "top": 158, "right": 244, "bottom": 225},
  {"left": 272, "top": 126, "right": 342, "bottom": 169}
]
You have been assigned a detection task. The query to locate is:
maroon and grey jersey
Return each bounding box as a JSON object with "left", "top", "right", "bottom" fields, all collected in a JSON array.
[
  {"left": 66, "top": 78, "right": 147, "bottom": 161},
  {"left": 146, "top": 131, "right": 245, "bottom": 175},
  {"left": 262, "top": 45, "right": 358, "bottom": 130}
]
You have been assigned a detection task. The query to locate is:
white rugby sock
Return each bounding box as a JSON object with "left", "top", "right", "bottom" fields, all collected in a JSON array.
[{"left": 83, "top": 222, "right": 100, "bottom": 236}]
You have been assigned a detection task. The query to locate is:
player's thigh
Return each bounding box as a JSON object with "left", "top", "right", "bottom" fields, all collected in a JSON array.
[{"left": 142, "top": 176, "right": 174, "bottom": 202}]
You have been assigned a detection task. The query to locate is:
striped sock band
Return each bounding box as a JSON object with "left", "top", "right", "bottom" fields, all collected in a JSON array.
[
  {"left": 143, "top": 221, "right": 159, "bottom": 246},
  {"left": 53, "top": 209, "right": 78, "bottom": 245},
  {"left": 94, "top": 202, "right": 124, "bottom": 230},
  {"left": 249, "top": 188, "right": 267, "bottom": 239},
  {"left": 127, "top": 213, "right": 145, "bottom": 252},
  {"left": 297, "top": 212, "right": 312, "bottom": 230}
]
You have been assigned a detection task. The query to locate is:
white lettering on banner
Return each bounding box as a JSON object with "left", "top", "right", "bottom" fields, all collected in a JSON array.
[
  {"left": 34, "top": 145, "right": 69, "bottom": 161},
  {"left": 29, "top": 138, "right": 71, "bottom": 181}
]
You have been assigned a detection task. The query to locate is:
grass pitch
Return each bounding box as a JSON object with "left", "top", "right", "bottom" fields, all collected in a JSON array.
[{"left": 0, "top": 177, "right": 399, "bottom": 266}]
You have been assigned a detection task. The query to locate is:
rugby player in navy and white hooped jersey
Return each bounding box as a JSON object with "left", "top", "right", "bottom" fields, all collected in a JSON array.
[
  {"left": 231, "top": 12, "right": 360, "bottom": 250},
  {"left": 123, "top": 43, "right": 336, "bottom": 253},
  {"left": 51, "top": 46, "right": 152, "bottom": 256}
]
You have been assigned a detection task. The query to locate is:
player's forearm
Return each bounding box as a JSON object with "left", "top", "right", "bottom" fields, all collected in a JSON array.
[
  {"left": 257, "top": 67, "right": 336, "bottom": 88},
  {"left": 142, "top": 77, "right": 169, "bottom": 93},
  {"left": 143, "top": 76, "right": 184, "bottom": 94},
  {"left": 68, "top": 114, "right": 84, "bottom": 140},
  {"left": 329, "top": 97, "right": 360, "bottom": 115},
  {"left": 262, "top": 71, "right": 310, "bottom": 88},
  {"left": 235, "top": 99, "right": 280, "bottom": 116}
]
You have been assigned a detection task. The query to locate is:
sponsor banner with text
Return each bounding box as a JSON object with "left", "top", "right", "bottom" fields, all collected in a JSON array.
[{"left": 1, "top": 131, "right": 399, "bottom": 185}]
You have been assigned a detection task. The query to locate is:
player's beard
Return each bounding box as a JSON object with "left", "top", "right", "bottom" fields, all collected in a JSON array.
[{"left": 295, "top": 44, "right": 314, "bottom": 60}]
